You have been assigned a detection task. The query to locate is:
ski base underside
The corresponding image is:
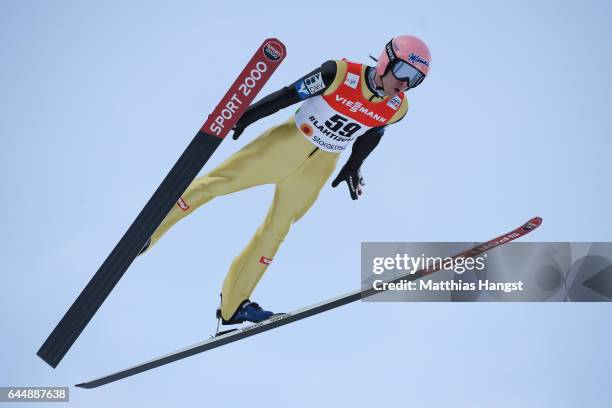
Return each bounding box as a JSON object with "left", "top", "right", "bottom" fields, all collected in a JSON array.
[
  {"left": 37, "top": 37, "right": 287, "bottom": 369},
  {"left": 38, "top": 132, "right": 221, "bottom": 369},
  {"left": 75, "top": 216, "right": 542, "bottom": 389}
]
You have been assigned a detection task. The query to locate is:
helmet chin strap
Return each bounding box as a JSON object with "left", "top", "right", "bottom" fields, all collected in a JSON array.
[{"left": 367, "top": 67, "right": 387, "bottom": 99}]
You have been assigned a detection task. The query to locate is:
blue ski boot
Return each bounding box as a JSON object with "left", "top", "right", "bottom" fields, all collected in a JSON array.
[{"left": 217, "top": 299, "right": 274, "bottom": 325}]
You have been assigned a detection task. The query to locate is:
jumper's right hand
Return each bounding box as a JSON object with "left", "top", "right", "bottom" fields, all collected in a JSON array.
[{"left": 232, "top": 121, "right": 247, "bottom": 140}]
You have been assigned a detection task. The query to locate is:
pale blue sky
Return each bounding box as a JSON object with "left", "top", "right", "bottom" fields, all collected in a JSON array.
[{"left": 2, "top": 0, "right": 611, "bottom": 407}]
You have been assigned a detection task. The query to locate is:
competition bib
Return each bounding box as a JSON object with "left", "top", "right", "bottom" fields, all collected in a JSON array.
[{"left": 295, "top": 61, "right": 403, "bottom": 152}]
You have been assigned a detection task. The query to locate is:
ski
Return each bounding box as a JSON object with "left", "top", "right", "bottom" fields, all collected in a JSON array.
[
  {"left": 37, "top": 39, "right": 287, "bottom": 368},
  {"left": 75, "top": 217, "right": 542, "bottom": 388}
]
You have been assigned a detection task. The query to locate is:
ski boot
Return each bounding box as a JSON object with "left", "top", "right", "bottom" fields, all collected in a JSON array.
[{"left": 216, "top": 299, "right": 274, "bottom": 325}]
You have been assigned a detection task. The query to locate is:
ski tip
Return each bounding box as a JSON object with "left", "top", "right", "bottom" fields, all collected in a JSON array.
[
  {"left": 263, "top": 37, "right": 286, "bottom": 47},
  {"left": 74, "top": 382, "right": 89, "bottom": 389},
  {"left": 523, "top": 217, "right": 543, "bottom": 231},
  {"left": 261, "top": 38, "right": 287, "bottom": 59}
]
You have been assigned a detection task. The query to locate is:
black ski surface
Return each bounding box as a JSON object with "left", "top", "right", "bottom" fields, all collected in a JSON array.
[
  {"left": 37, "top": 39, "right": 287, "bottom": 368},
  {"left": 76, "top": 217, "right": 542, "bottom": 388}
]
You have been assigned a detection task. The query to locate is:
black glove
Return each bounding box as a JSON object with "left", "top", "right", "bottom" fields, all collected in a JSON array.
[
  {"left": 331, "top": 166, "right": 365, "bottom": 200},
  {"left": 232, "top": 121, "right": 248, "bottom": 140}
]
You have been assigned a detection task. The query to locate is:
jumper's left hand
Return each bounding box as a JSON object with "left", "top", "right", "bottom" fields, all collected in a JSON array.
[{"left": 331, "top": 167, "right": 365, "bottom": 200}]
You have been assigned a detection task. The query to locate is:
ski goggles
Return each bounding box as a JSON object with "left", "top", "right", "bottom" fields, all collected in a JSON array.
[
  {"left": 384, "top": 40, "right": 427, "bottom": 89},
  {"left": 389, "top": 59, "right": 426, "bottom": 89}
]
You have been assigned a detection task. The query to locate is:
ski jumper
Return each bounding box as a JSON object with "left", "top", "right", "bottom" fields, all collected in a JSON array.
[{"left": 146, "top": 59, "right": 408, "bottom": 319}]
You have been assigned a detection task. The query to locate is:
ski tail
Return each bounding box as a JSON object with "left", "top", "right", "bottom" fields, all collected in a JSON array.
[
  {"left": 37, "top": 133, "right": 222, "bottom": 368},
  {"left": 37, "top": 38, "right": 287, "bottom": 368},
  {"left": 75, "top": 217, "right": 542, "bottom": 388}
]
